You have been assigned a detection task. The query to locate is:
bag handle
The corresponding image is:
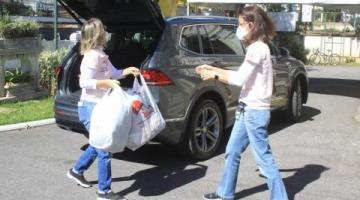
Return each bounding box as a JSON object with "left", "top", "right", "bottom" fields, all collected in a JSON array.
[{"left": 138, "top": 74, "right": 159, "bottom": 110}]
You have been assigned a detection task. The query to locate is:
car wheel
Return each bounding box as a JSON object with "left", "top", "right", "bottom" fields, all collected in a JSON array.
[
  {"left": 183, "top": 99, "right": 224, "bottom": 160},
  {"left": 286, "top": 80, "right": 303, "bottom": 122}
]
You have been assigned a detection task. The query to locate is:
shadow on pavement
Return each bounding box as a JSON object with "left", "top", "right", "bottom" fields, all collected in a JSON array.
[
  {"left": 268, "top": 106, "right": 321, "bottom": 135},
  {"left": 309, "top": 78, "right": 360, "bottom": 98},
  {"left": 214, "top": 105, "right": 321, "bottom": 157},
  {"left": 80, "top": 105, "right": 321, "bottom": 197},
  {"left": 235, "top": 164, "right": 330, "bottom": 200},
  {"left": 98, "top": 143, "right": 207, "bottom": 196}
]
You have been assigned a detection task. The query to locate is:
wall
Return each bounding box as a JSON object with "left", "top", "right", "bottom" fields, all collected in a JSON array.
[
  {"left": 40, "top": 39, "right": 75, "bottom": 51},
  {"left": 0, "top": 38, "right": 42, "bottom": 97}
]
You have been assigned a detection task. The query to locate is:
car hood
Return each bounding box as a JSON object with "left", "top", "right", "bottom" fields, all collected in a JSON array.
[{"left": 57, "top": 0, "right": 164, "bottom": 30}]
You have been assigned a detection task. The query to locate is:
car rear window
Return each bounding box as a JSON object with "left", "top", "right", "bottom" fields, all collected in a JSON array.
[
  {"left": 180, "top": 24, "right": 244, "bottom": 56},
  {"left": 180, "top": 25, "right": 201, "bottom": 54}
]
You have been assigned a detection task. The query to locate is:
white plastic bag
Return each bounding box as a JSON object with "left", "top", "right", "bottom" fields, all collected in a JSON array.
[
  {"left": 89, "top": 87, "right": 132, "bottom": 153},
  {"left": 126, "top": 75, "right": 166, "bottom": 150}
]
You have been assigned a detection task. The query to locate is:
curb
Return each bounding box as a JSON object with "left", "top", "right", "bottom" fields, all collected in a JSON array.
[
  {"left": 355, "top": 104, "right": 360, "bottom": 124},
  {"left": 0, "top": 118, "right": 55, "bottom": 132}
]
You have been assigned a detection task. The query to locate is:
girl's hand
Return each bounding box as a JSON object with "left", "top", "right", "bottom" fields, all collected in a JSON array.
[
  {"left": 198, "top": 69, "right": 216, "bottom": 81},
  {"left": 195, "top": 64, "right": 218, "bottom": 73},
  {"left": 196, "top": 64, "right": 219, "bottom": 80},
  {"left": 123, "top": 67, "right": 140, "bottom": 77}
]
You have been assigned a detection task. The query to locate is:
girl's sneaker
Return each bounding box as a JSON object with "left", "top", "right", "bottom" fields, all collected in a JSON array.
[
  {"left": 97, "top": 191, "right": 128, "bottom": 200},
  {"left": 203, "top": 192, "right": 225, "bottom": 200}
]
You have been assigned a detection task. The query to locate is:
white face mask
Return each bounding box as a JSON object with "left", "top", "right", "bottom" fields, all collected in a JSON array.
[{"left": 236, "top": 26, "right": 248, "bottom": 40}]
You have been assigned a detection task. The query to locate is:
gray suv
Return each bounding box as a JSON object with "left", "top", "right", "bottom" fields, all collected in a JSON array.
[{"left": 54, "top": 0, "right": 308, "bottom": 160}]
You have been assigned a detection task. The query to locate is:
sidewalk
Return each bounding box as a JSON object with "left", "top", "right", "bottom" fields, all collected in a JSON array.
[{"left": 0, "top": 118, "right": 55, "bottom": 132}]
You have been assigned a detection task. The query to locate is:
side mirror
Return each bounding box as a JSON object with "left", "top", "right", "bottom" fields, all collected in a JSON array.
[{"left": 279, "top": 47, "right": 290, "bottom": 57}]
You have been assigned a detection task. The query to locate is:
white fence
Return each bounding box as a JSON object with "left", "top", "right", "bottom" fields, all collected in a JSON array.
[{"left": 304, "top": 35, "right": 360, "bottom": 60}]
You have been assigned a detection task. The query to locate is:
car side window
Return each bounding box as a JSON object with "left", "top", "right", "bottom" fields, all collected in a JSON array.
[
  {"left": 198, "top": 25, "right": 214, "bottom": 54},
  {"left": 205, "top": 24, "right": 244, "bottom": 55},
  {"left": 180, "top": 26, "right": 201, "bottom": 54}
]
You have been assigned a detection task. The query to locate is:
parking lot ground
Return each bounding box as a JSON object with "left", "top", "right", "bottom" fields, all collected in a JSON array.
[{"left": 0, "top": 66, "right": 359, "bottom": 200}]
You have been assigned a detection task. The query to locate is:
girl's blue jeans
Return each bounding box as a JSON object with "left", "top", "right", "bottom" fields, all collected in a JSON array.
[
  {"left": 73, "top": 101, "right": 112, "bottom": 193},
  {"left": 216, "top": 104, "right": 288, "bottom": 200}
]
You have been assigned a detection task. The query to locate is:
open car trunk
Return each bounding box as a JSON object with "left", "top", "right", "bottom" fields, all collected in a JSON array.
[
  {"left": 67, "top": 26, "right": 162, "bottom": 94},
  {"left": 57, "top": 0, "right": 165, "bottom": 94},
  {"left": 57, "top": 0, "right": 164, "bottom": 29}
]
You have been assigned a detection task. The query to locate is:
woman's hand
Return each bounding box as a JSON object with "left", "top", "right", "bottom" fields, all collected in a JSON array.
[
  {"left": 123, "top": 67, "right": 140, "bottom": 77},
  {"left": 96, "top": 79, "right": 120, "bottom": 89},
  {"left": 108, "top": 79, "right": 121, "bottom": 89}
]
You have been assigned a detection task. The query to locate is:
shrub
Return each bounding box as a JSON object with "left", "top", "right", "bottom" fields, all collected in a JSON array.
[
  {"left": 275, "top": 32, "right": 309, "bottom": 64},
  {"left": 39, "top": 49, "right": 69, "bottom": 95},
  {"left": 0, "top": 16, "right": 39, "bottom": 39},
  {"left": 345, "top": 57, "right": 356, "bottom": 64}
]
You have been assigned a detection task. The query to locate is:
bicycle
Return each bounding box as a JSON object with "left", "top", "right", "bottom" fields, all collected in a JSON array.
[{"left": 308, "top": 48, "right": 341, "bottom": 65}]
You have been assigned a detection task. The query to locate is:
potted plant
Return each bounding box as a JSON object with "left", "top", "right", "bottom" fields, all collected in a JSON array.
[
  {"left": 0, "top": 15, "right": 40, "bottom": 49},
  {"left": 4, "top": 68, "right": 33, "bottom": 97}
]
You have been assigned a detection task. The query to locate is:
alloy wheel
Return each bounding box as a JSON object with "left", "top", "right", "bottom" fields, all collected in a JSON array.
[{"left": 193, "top": 107, "right": 220, "bottom": 153}]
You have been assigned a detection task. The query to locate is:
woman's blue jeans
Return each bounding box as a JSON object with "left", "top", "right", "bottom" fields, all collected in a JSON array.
[
  {"left": 73, "top": 101, "right": 112, "bottom": 193},
  {"left": 216, "top": 105, "right": 288, "bottom": 200}
]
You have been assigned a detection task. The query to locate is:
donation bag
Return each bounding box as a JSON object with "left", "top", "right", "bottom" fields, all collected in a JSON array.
[
  {"left": 90, "top": 86, "right": 132, "bottom": 153},
  {"left": 126, "top": 75, "right": 166, "bottom": 150}
]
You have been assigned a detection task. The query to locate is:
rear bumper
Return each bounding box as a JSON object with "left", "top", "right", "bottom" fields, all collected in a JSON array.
[
  {"left": 55, "top": 115, "right": 86, "bottom": 134},
  {"left": 155, "top": 117, "right": 186, "bottom": 144}
]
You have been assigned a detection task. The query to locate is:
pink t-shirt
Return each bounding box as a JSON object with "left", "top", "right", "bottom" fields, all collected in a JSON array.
[
  {"left": 228, "top": 41, "right": 273, "bottom": 109},
  {"left": 79, "top": 48, "right": 123, "bottom": 102}
]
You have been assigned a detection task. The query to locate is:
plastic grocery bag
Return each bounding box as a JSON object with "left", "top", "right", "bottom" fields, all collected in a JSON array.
[
  {"left": 126, "top": 75, "right": 166, "bottom": 150},
  {"left": 89, "top": 86, "right": 132, "bottom": 153}
]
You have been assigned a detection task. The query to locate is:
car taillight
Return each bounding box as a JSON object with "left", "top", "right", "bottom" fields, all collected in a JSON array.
[
  {"left": 54, "top": 66, "right": 63, "bottom": 80},
  {"left": 141, "top": 69, "right": 173, "bottom": 86}
]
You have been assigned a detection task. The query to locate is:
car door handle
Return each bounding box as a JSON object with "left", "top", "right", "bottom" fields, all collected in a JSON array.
[{"left": 206, "top": 61, "right": 223, "bottom": 68}]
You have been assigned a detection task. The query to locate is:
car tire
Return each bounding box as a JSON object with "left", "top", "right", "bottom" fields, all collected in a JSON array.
[
  {"left": 286, "top": 79, "right": 303, "bottom": 122},
  {"left": 182, "top": 99, "right": 224, "bottom": 160}
]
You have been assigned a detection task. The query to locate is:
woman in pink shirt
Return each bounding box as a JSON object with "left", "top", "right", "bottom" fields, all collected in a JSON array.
[
  {"left": 197, "top": 6, "right": 288, "bottom": 200},
  {"left": 66, "top": 18, "right": 139, "bottom": 200}
]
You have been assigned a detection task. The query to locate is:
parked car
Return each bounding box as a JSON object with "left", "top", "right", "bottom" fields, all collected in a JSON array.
[{"left": 54, "top": 0, "right": 308, "bottom": 160}]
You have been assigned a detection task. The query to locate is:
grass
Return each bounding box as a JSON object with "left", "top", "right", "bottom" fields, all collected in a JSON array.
[{"left": 0, "top": 96, "right": 54, "bottom": 126}]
